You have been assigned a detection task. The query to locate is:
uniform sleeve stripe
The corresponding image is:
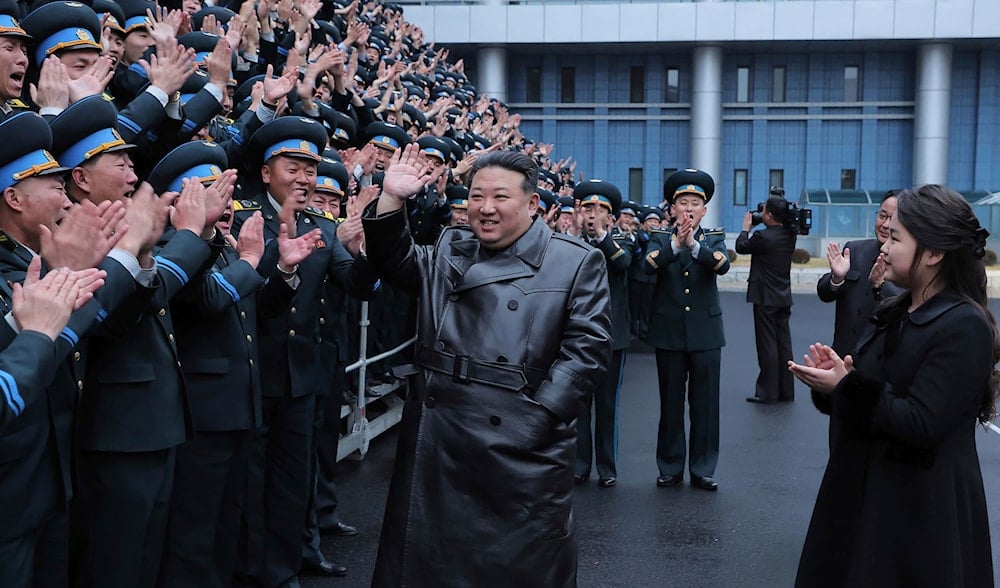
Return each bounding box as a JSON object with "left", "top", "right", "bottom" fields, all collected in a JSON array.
[
  {"left": 372, "top": 279, "right": 381, "bottom": 291},
  {"left": 154, "top": 256, "right": 189, "bottom": 285},
  {"left": 0, "top": 369, "right": 24, "bottom": 415},
  {"left": 59, "top": 327, "right": 79, "bottom": 347},
  {"left": 181, "top": 119, "right": 197, "bottom": 132},
  {"left": 609, "top": 248, "right": 624, "bottom": 261},
  {"left": 96, "top": 308, "right": 108, "bottom": 322},
  {"left": 117, "top": 115, "right": 141, "bottom": 134},
  {"left": 210, "top": 272, "right": 241, "bottom": 303}
]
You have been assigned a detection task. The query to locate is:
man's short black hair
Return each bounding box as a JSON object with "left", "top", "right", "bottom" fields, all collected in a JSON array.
[{"left": 468, "top": 151, "right": 538, "bottom": 196}]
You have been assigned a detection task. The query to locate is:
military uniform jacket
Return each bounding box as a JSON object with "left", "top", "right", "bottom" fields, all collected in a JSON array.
[
  {"left": 361, "top": 208, "right": 611, "bottom": 587},
  {"left": 172, "top": 245, "right": 296, "bottom": 432},
  {"left": 587, "top": 229, "right": 632, "bottom": 350},
  {"left": 735, "top": 225, "right": 796, "bottom": 307},
  {"left": 643, "top": 227, "right": 730, "bottom": 351},
  {"left": 77, "top": 229, "right": 219, "bottom": 452},
  {"left": 232, "top": 198, "right": 378, "bottom": 399},
  {"left": 0, "top": 239, "right": 144, "bottom": 537}
]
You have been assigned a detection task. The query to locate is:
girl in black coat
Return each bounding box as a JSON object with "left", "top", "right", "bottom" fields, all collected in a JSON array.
[{"left": 789, "top": 184, "right": 998, "bottom": 587}]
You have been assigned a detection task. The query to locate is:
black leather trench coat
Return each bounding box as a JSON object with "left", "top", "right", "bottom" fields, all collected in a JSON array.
[{"left": 362, "top": 208, "right": 612, "bottom": 588}]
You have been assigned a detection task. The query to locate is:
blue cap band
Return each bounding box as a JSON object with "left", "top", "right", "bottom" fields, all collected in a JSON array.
[
  {"left": 58, "top": 127, "right": 128, "bottom": 169},
  {"left": 370, "top": 135, "right": 399, "bottom": 150},
  {"left": 124, "top": 15, "right": 149, "bottom": 32},
  {"left": 194, "top": 51, "right": 211, "bottom": 65},
  {"left": 36, "top": 27, "right": 101, "bottom": 65},
  {"left": 620, "top": 206, "right": 635, "bottom": 216},
  {"left": 264, "top": 138, "right": 320, "bottom": 162},
  {"left": 537, "top": 200, "right": 548, "bottom": 211},
  {"left": 674, "top": 183, "right": 707, "bottom": 199},
  {"left": 449, "top": 198, "right": 468, "bottom": 210},
  {"left": 333, "top": 127, "right": 349, "bottom": 141},
  {"left": 560, "top": 205, "right": 574, "bottom": 213},
  {"left": 0, "top": 14, "right": 27, "bottom": 38},
  {"left": 98, "top": 14, "right": 125, "bottom": 33},
  {"left": 421, "top": 147, "right": 445, "bottom": 161},
  {"left": 0, "top": 149, "right": 62, "bottom": 191},
  {"left": 315, "top": 176, "right": 343, "bottom": 195},
  {"left": 580, "top": 194, "right": 613, "bottom": 210},
  {"left": 168, "top": 164, "right": 223, "bottom": 193}
]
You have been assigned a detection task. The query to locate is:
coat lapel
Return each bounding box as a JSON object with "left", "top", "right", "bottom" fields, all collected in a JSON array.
[{"left": 448, "top": 218, "right": 549, "bottom": 293}]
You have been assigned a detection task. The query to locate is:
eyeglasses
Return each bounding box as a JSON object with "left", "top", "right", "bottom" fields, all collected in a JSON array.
[{"left": 877, "top": 211, "right": 892, "bottom": 221}]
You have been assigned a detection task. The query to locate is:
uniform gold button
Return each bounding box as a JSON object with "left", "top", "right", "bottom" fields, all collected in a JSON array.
[
  {"left": 177, "top": 361, "right": 182, "bottom": 368},
  {"left": 289, "top": 330, "right": 295, "bottom": 337},
  {"left": 319, "top": 318, "right": 325, "bottom": 325},
  {"left": 683, "top": 271, "right": 689, "bottom": 277},
  {"left": 249, "top": 358, "right": 254, "bottom": 366},
  {"left": 290, "top": 307, "right": 296, "bottom": 314},
  {"left": 73, "top": 351, "right": 81, "bottom": 361},
  {"left": 158, "top": 308, "right": 166, "bottom": 316},
  {"left": 684, "top": 306, "right": 691, "bottom": 312},
  {"left": 246, "top": 334, "right": 252, "bottom": 342},
  {"left": 684, "top": 288, "right": 690, "bottom": 294},
  {"left": 240, "top": 311, "right": 247, "bottom": 319},
  {"left": 168, "top": 334, "right": 174, "bottom": 343},
  {"left": 320, "top": 299, "right": 325, "bottom": 305},
  {"left": 76, "top": 380, "right": 83, "bottom": 390}
]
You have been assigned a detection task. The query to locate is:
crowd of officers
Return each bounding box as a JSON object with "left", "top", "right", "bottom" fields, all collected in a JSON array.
[{"left": 0, "top": 0, "right": 591, "bottom": 586}]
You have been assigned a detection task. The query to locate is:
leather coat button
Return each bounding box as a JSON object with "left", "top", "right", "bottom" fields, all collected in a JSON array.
[
  {"left": 507, "top": 300, "right": 518, "bottom": 310},
  {"left": 496, "top": 355, "right": 508, "bottom": 363},
  {"left": 490, "top": 415, "right": 501, "bottom": 426},
  {"left": 448, "top": 293, "right": 459, "bottom": 302},
  {"left": 425, "top": 396, "right": 437, "bottom": 408}
]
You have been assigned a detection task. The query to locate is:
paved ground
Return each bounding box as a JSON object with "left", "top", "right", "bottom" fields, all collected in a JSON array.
[{"left": 305, "top": 292, "right": 1000, "bottom": 587}]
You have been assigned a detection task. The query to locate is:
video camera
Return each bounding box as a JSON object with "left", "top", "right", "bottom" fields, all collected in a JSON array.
[{"left": 748, "top": 187, "right": 813, "bottom": 236}]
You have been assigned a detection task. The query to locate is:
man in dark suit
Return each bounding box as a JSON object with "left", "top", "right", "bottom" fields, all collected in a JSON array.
[
  {"left": 736, "top": 193, "right": 797, "bottom": 404},
  {"left": 817, "top": 190, "right": 902, "bottom": 357},
  {"left": 231, "top": 116, "right": 376, "bottom": 587},
  {"left": 573, "top": 179, "right": 632, "bottom": 488},
  {"left": 645, "top": 169, "right": 730, "bottom": 491}
]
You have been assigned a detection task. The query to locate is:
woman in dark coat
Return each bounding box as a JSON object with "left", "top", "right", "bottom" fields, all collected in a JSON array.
[{"left": 789, "top": 184, "right": 998, "bottom": 587}]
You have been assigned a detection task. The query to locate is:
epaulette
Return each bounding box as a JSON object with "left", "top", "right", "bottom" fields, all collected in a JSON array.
[
  {"left": 101, "top": 93, "right": 114, "bottom": 102},
  {"left": 303, "top": 206, "right": 335, "bottom": 221},
  {"left": 6, "top": 99, "right": 28, "bottom": 110},
  {"left": 649, "top": 227, "right": 672, "bottom": 234},
  {"left": 233, "top": 200, "right": 261, "bottom": 212},
  {"left": 0, "top": 228, "right": 15, "bottom": 251},
  {"left": 703, "top": 227, "right": 726, "bottom": 235}
]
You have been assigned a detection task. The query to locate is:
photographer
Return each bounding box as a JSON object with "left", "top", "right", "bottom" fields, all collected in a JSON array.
[{"left": 736, "top": 190, "right": 797, "bottom": 404}]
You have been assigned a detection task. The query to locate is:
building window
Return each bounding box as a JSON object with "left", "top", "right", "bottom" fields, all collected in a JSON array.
[
  {"left": 733, "top": 169, "right": 748, "bottom": 206},
  {"left": 526, "top": 67, "right": 541, "bottom": 102},
  {"left": 665, "top": 68, "right": 680, "bottom": 103},
  {"left": 772, "top": 66, "right": 786, "bottom": 102},
  {"left": 630, "top": 66, "right": 645, "bottom": 103},
  {"left": 629, "top": 168, "right": 643, "bottom": 202},
  {"left": 736, "top": 66, "right": 751, "bottom": 103},
  {"left": 560, "top": 67, "right": 575, "bottom": 103},
  {"left": 841, "top": 169, "right": 856, "bottom": 190},
  {"left": 844, "top": 65, "right": 860, "bottom": 101},
  {"left": 769, "top": 169, "right": 784, "bottom": 191}
]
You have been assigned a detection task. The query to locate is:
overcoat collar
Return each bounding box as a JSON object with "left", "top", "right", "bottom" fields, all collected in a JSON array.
[{"left": 445, "top": 217, "right": 551, "bottom": 293}]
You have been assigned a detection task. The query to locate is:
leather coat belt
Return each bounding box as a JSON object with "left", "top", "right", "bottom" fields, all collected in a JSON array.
[{"left": 414, "top": 345, "right": 548, "bottom": 392}]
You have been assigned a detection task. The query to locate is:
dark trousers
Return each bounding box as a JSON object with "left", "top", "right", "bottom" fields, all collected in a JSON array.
[
  {"left": 752, "top": 304, "right": 795, "bottom": 402},
  {"left": 0, "top": 510, "right": 69, "bottom": 588},
  {"left": 576, "top": 349, "right": 626, "bottom": 479},
  {"left": 654, "top": 348, "right": 721, "bottom": 479},
  {"left": 257, "top": 393, "right": 315, "bottom": 588},
  {"left": 160, "top": 430, "right": 252, "bottom": 588},
  {"left": 628, "top": 279, "right": 653, "bottom": 340},
  {"left": 302, "top": 390, "right": 344, "bottom": 565},
  {"left": 72, "top": 448, "right": 175, "bottom": 588}
]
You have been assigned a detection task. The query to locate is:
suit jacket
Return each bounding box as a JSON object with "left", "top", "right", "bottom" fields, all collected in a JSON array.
[
  {"left": 232, "top": 198, "right": 378, "bottom": 399},
  {"left": 77, "top": 229, "right": 218, "bottom": 452},
  {"left": 172, "top": 245, "right": 295, "bottom": 432},
  {"left": 816, "top": 238, "right": 904, "bottom": 357},
  {"left": 643, "top": 227, "right": 730, "bottom": 352},
  {"left": 735, "top": 224, "right": 796, "bottom": 307},
  {"left": 587, "top": 229, "right": 632, "bottom": 350}
]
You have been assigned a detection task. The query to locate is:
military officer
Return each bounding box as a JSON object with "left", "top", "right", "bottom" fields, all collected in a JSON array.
[
  {"left": 573, "top": 179, "right": 632, "bottom": 488},
  {"left": 0, "top": 3, "right": 32, "bottom": 118},
  {"left": 232, "top": 116, "right": 375, "bottom": 587},
  {"left": 645, "top": 169, "right": 729, "bottom": 491},
  {"left": 447, "top": 184, "right": 468, "bottom": 226}
]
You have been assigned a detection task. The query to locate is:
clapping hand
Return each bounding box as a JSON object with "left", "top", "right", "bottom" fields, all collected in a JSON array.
[{"left": 787, "top": 343, "right": 853, "bottom": 394}]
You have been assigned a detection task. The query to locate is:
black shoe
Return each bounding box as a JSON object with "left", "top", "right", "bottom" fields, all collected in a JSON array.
[
  {"left": 656, "top": 474, "right": 682, "bottom": 487},
  {"left": 319, "top": 521, "right": 358, "bottom": 537},
  {"left": 573, "top": 474, "right": 588, "bottom": 485},
  {"left": 691, "top": 475, "right": 719, "bottom": 491},
  {"left": 746, "top": 396, "right": 774, "bottom": 404},
  {"left": 301, "top": 558, "right": 347, "bottom": 577},
  {"left": 597, "top": 477, "right": 616, "bottom": 488},
  {"left": 778, "top": 396, "right": 794, "bottom": 402}
]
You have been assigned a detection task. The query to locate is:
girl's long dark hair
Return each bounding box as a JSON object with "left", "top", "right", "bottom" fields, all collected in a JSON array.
[{"left": 894, "top": 185, "right": 999, "bottom": 423}]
